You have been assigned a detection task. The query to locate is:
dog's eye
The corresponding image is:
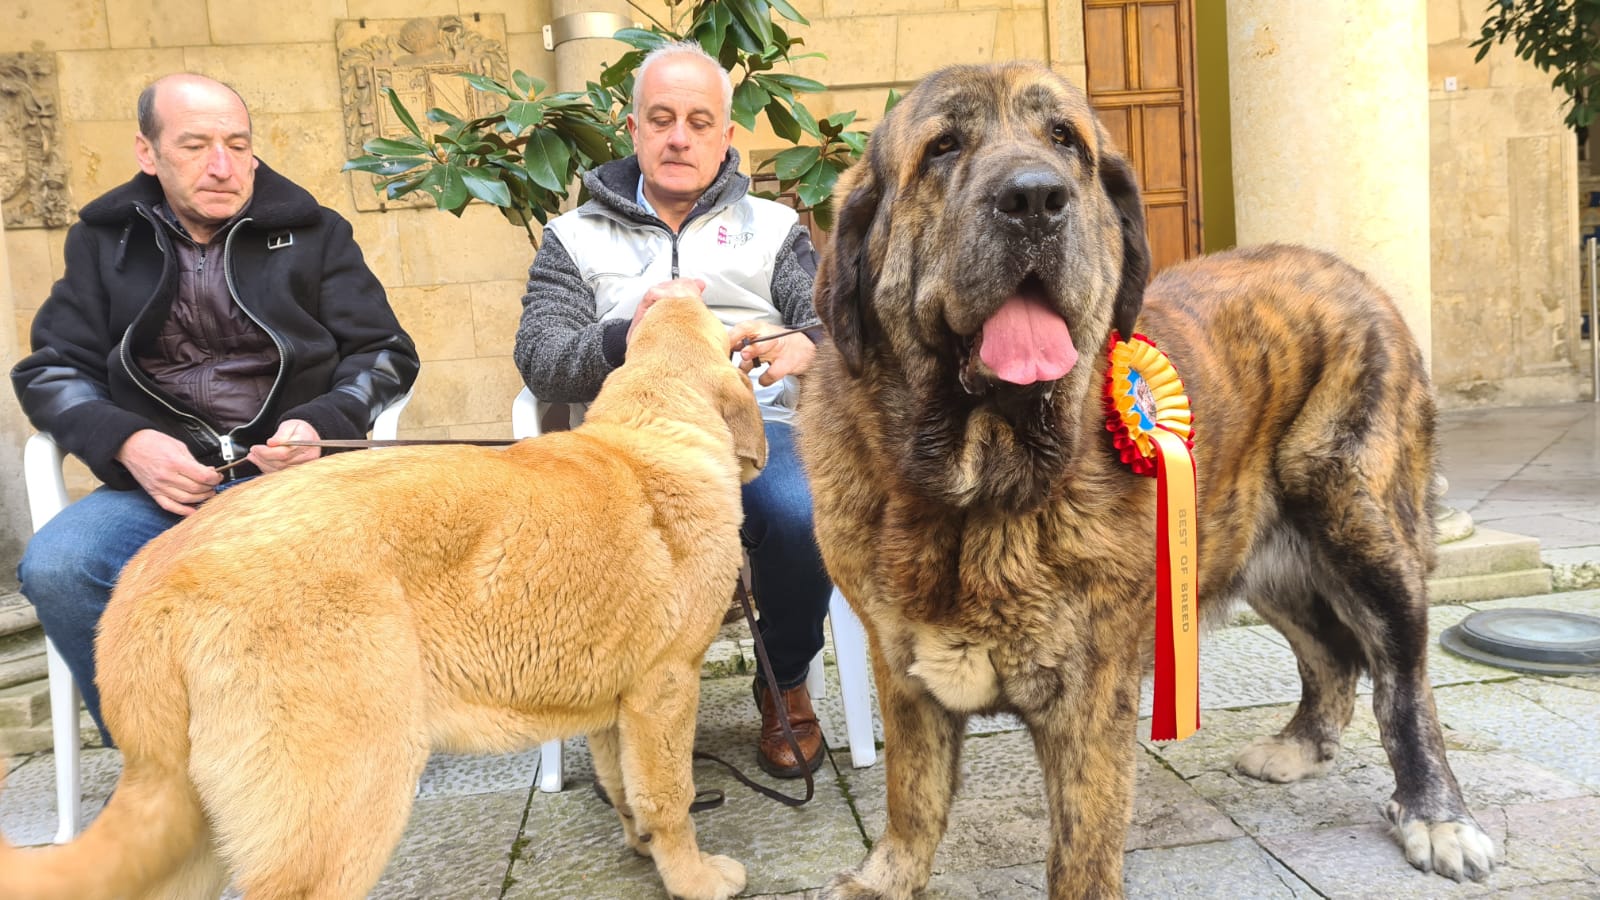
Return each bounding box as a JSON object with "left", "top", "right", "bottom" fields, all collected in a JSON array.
[
  {"left": 1050, "top": 124, "right": 1075, "bottom": 148},
  {"left": 929, "top": 134, "right": 959, "bottom": 158}
]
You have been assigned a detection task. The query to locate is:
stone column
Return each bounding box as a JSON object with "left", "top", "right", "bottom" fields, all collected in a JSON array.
[
  {"left": 0, "top": 208, "right": 32, "bottom": 579},
  {"left": 1225, "top": 1, "right": 1433, "bottom": 368},
  {"left": 548, "top": 0, "right": 634, "bottom": 93}
]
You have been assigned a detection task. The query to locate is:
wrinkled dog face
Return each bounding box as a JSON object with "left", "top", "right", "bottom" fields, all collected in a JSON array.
[{"left": 815, "top": 63, "right": 1150, "bottom": 509}]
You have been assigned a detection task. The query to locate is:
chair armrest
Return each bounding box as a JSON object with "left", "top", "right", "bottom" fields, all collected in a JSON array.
[
  {"left": 372, "top": 389, "right": 413, "bottom": 441},
  {"left": 24, "top": 433, "right": 70, "bottom": 533},
  {"left": 511, "top": 386, "right": 548, "bottom": 439}
]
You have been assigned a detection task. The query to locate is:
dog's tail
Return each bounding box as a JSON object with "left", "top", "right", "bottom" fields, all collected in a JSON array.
[
  {"left": 0, "top": 749, "right": 207, "bottom": 899},
  {"left": 0, "top": 583, "right": 207, "bottom": 898},
  {"left": 0, "top": 772, "right": 207, "bottom": 898}
]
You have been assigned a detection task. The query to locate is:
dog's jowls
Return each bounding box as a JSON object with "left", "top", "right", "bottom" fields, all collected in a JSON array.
[
  {"left": 0, "top": 295, "right": 765, "bottom": 900},
  {"left": 798, "top": 61, "right": 1495, "bottom": 899}
]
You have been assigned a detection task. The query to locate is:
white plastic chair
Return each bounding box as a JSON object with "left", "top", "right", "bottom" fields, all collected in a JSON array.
[
  {"left": 514, "top": 385, "right": 877, "bottom": 792},
  {"left": 21, "top": 389, "right": 413, "bottom": 844}
]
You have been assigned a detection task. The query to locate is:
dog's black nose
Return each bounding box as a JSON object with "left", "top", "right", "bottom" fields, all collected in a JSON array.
[{"left": 996, "top": 170, "right": 1069, "bottom": 235}]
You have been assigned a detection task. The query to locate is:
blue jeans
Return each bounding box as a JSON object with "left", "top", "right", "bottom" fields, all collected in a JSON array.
[
  {"left": 17, "top": 482, "right": 247, "bottom": 746},
  {"left": 742, "top": 421, "right": 832, "bottom": 690}
]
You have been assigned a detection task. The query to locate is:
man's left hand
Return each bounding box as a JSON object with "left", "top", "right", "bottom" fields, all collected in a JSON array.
[
  {"left": 248, "top": 419, "right": 322, "bottom": 473},
  {"left": 729, "top": 321, "right": 816, "bottom": 385}
]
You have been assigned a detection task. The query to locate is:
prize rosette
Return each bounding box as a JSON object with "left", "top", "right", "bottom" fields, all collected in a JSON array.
[
  {"left": 1104, "top": 332, "right": 1201, "bottom": 742},
  {"left": 1105, "top": 333, "right": 1193, "bottom": 472}
]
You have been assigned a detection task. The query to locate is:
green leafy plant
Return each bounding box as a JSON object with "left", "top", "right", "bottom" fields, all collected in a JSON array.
[
  {"left": 345, "top": 0, "right": 897, "bottom": 240},
  {"left": 344, "top": 73, "right": 625, "bottom": 246},
  {"left": 1473, "top": 0, "right": 1600, "bottom": 132}
]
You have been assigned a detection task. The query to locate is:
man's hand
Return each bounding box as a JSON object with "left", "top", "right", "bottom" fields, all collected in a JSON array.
[
  {"left": 628, "top": 278, "right": 709, "bottom": 344},
  {"left": 116, "top": 429, "right": 222, "bottom": 517},
  {"left": 248, "top": 419, "right": 322, "bottom": 474},
  {"left": 729, "top": 320, "right": 817, "bottom": 385}
]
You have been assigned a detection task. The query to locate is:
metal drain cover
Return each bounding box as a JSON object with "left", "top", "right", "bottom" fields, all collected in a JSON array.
[{"left": 1440, "top": 608, "right": 1600, "bottom": 675}]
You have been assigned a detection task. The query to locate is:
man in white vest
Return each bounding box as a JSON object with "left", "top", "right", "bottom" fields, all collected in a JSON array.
[{"left": 513, "top": 41, "right": 831, "bottom": 778}]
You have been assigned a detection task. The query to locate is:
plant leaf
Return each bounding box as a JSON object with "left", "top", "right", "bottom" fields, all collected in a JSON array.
[
  {"left": 343, "top": 156, "right": 428, "bottom": 176},
  {"left": 790, "top": 99, "right": 821, "bottom": 139},
  {"left": 795, "top": 159, "right": 837, "bottom": 208},
  {"left": 513, "top": 70, "right": 548, "bottom": 99},
  {"left": 614, "top": 27, "right": 668, "bottom": 50},
  {"left": 362, "top": 135, "right": 431, "bottom": 156},
  {"left": 383, "top": 88, "right": 425, "bottom": 141},
  {"left": 525, "top": 128, "right": 572, "bottom": 192},
  {"left": 769, "top": 145, "right": 818, "bottom": 180},
  {"left": 764, "top": 97, "right": 802, "bottom": 142},
  {"left": 733, "top": 79, "right": 770, "bottom": 130},
  {"left": 762, "top": 73, "right": 825, "bottom": 94},
  {"left": 503, "top": 100, "right": 549, "bottom": 134},
  {"left": 458, "top": 72, "right": 518, "bottom": 99},
  {"left": 765, "top": 0, "right": 809, "bottom": 26},
  {"left": 461, "top": 166, "right": 514, "bottom": 207}
]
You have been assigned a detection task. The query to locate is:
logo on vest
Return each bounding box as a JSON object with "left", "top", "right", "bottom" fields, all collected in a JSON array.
[{"left": 717, "top": 225, "right": 754, "bottom": 248}]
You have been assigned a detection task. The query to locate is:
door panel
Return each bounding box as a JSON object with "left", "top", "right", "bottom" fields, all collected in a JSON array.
[{"left": 1084, "top": 0, "right": 1202, "bottom": 274}]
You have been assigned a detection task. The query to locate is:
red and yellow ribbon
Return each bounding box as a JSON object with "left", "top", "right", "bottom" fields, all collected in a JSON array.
[{"left": 1104, "top": 333, "right": 1199, "bottom": 742}]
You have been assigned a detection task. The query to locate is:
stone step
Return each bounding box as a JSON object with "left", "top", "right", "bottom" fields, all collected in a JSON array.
[
  {"left": 0, "top": 600, "right": 40, "bottom": 640},
  {"left": 0, "top": 650, "right": 46, "bottom": 692},
  {"left": 0, "top": 678, "right": 49, "bottom": 729},
  {"left": 0, "top": 707, "right": 103, "bottom": 756},
  {"left": 1429, "top": 567, "right": 1553, "bottom": 605},
  {"left": 1433, "top": 528, "right": 1544, "bottom": 580}
]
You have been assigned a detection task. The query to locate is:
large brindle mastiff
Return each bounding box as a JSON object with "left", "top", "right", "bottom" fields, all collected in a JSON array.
[{"left": 798, "top": 62, "right": 1495, "bottom": 898}]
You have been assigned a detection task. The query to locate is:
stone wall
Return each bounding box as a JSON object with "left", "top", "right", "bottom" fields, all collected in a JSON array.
[
  {"left": 3, "top": 0, "right": 561, "bottom": 461},
  {"left": 3, "top": 0, "right": 1082, "bottom": 471},
  {"left": 1428, "top": 1, "right": 1589, "bottom": 408}
]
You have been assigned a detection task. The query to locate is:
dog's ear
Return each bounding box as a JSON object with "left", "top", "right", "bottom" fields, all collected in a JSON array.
[
  {"left": 815, "top": 166, "right": 883, "bottom": 377},
  {"left": 1099, "top": 152, "right": 1150, "bottom": 341},
  {"left": 718, "top": 377, "right": 768, "bottom": 482}
]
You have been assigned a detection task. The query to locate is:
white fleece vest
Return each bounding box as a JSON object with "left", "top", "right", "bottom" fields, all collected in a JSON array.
[{"left": 546, "top": 194, "right": 801, "bottom": 423}]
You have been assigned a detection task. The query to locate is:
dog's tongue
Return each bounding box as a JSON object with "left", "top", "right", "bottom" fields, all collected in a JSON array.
[{"left": 977, "top": 295, "right": 1078, "bottom": 385}]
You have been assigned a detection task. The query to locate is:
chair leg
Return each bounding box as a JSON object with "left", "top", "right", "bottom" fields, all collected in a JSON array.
[
  {"left": 827, "top": 589, "right": 877, "bottom": 769},
  {"left": 538, "top": 739, "right": 564, "bottom": 793},
  {"left": 805, "top": 649, "right": 827, "bottom": 701},
  {"left": 44, "top": 638, "right": 82, "bottom": 844}
]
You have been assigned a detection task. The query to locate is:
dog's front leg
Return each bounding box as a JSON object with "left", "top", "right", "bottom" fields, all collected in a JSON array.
[
  {"left": 825, "top": 645, "right": 967, "bottom": 900},
  {"left": 617, "top": 664, "right": 746, "bottom": 900},
  {"left": 1025, "top": 657, "right": 1141, "bottom": 900}
]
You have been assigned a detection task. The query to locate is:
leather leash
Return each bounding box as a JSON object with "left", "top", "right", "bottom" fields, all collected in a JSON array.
[
  {"left": 735, "top": 322, "right": 824, "bottom": 351},
  {"left": 686, "top": 579, "right": 818, "bottom": 809},
  {"left": 277, "top": 438, "right": 518, "bottom": 448}
]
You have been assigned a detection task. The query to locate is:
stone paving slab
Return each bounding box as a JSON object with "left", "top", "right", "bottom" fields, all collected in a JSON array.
[
  {"left": 0, "top": 746, "right": 119, "bottom": 847},
  {"left": 501, "top": 675, "right": 867, "bottom": 900},
  {"left": 372, "top": 788, "right": 530, "bottom": 899}
]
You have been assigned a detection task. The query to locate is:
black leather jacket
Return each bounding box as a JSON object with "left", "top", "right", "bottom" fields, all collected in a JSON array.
[{"left": 11, "top": 160, "right": 420, "bottom": 489}]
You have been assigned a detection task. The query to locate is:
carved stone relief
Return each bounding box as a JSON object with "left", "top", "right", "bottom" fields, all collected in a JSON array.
[
  {"left": 0, "top": 53, "right": 71, "bottom": 229},
  {"left": 336, "top": 14, "right": 510, "bottom": 212}
]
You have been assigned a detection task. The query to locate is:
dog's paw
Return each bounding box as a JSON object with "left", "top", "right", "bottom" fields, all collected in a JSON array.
[
  {"left": 664, "top": 853, "right": 745, "bottom": 900},
  {"left": 1386, "top": 800, "right": 1496, "bottom": 882},
  {"left": 1234, "top": 735, "right": 1335, "bottom": 783},
  {"left": 820, "top": 870, "right": 892, "bottom": 900}
]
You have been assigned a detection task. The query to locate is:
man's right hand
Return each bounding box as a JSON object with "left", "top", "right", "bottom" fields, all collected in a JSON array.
[
  {"left": 116, "top": 429, "right": 222, "bottom": 517},
  {"left": 627, "top": 278, "right": 709, "bottom": 344}
]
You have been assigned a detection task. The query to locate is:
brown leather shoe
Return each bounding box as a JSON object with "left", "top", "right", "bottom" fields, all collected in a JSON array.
[{"left": 754, "top": 679, "right": 826, "bottom": 778}]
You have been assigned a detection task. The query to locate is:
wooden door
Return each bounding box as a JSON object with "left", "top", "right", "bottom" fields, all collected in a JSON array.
[{"left": 1083, "top": 0, "right": 1202, "bottom": 274}]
